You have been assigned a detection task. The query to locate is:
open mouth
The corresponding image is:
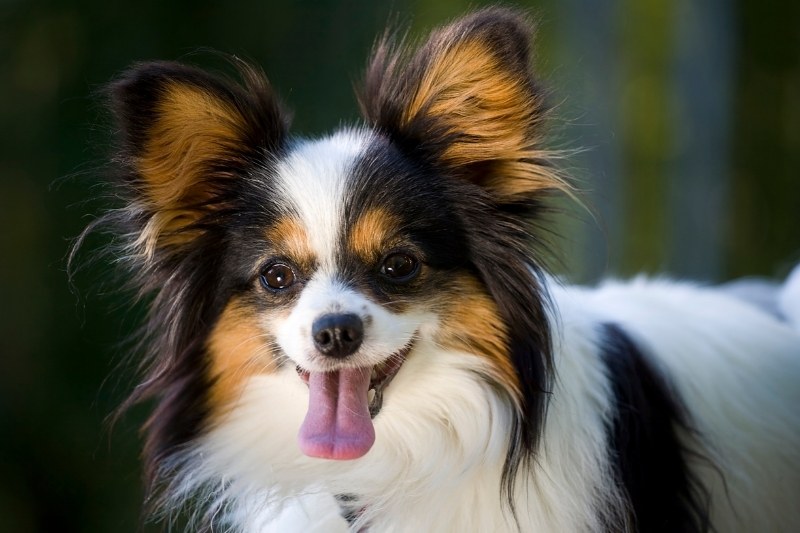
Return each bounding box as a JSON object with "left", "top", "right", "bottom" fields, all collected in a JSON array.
[
  {"left": 295, "top": 338, "right": 415, "bottom": 460},
  {"left": 296, "top": 339, "right": 414, "bottom": 418}
]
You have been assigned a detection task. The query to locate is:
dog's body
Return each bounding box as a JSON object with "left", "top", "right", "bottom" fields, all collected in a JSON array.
[
  {"left": 87, "top": 8, "right": 800, "bottom": 532},
  {"left": 198, "top": 275, "right": 800, "bottom": 533}
]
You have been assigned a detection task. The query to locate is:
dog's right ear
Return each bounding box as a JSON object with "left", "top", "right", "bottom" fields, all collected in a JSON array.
[{"left": 109, "top": 61, "right": 288, "bottom": 254}]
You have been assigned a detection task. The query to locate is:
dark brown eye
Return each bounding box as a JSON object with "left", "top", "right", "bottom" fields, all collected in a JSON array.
[
  {"left": 261, "top": 262, "right": 296, "bottom": 290},
  {"left": 380, "top": 252, "right": 419, "bottom": 282}
]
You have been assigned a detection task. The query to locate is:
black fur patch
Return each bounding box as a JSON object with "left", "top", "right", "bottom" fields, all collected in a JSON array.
[{"left": 601, "top": 323, "right": 712, "bottom": 532}]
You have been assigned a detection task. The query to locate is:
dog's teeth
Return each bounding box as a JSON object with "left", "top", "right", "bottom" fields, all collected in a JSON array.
[
  {"left": 368, "top": 388, "right": 376, "bottom": 403},
  {"left": 369, "top": 387, "right": 384, "bottom": 419}
]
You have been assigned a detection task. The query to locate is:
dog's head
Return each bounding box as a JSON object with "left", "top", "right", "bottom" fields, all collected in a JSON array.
[{"left": 100, "top": 7, "right": 564, "bottom": 496}]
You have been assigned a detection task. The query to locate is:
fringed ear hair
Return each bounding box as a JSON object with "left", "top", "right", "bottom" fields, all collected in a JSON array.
[
  {"left": 110, "top": 60, "right": 288, "bottom": 257},
  {"left": 101, "top": 60, "right": 289, "bottom": 494},
  {"left": 359, "top": 7, "right": 565, "bottom": 200}
]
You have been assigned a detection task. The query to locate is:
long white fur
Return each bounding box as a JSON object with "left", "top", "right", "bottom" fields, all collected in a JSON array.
[
  {"left": 174, "top": 134, "right": 800, "bottom": 532},
  {"left": 780, "top": 263, "right": 800, "bottom": 327}
]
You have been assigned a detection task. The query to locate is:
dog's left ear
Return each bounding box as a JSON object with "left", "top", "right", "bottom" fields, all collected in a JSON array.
[{"left": 359, "top": 8, "right": 563, "bottom": 200}]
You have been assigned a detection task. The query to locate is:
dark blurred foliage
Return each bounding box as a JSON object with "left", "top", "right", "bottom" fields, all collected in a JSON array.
[{"left": 0, "top": 0, "right": 797, "bottom": 531}]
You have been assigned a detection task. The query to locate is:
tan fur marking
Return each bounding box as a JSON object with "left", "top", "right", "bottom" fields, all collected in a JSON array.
[
  {"left": 270, "top": 216, "right": 314, "bottom": 265},
  {"left": 207, "top": 299, "right": 276, "bottom": 413},
  {"left": 435, "top": 275, "right": 520, "bottom": 401},
  {"left": 349, "top": 208, "right": 397, "bottom": 262},
  {"left": 403, "top": 38, "right": 567, "bottom": 198},
  {"left": 140, "top": 83, "right": 243, "bottom": 208},
  {"left": 135, "top": 83, "right": 247, "bottom": 253}
]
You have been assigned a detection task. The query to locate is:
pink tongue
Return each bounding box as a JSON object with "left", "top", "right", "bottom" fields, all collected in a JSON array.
[{"left": 298, "top": 367, "right": 375, "bottom": 460}]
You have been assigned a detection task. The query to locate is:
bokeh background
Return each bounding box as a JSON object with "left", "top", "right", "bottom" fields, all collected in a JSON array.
[{"left": 1, "top": 0, "right": 798, "bottom": 531}]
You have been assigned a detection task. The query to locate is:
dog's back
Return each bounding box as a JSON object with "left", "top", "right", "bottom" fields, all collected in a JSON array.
[{"left": 550, "top": 271, "right": 800, "bottom": 532}]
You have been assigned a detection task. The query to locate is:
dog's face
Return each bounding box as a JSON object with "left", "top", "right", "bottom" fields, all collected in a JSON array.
[
  {"left": 209, "top": 132, "right": 489, "bottom": 460},
  {"left": 264, "top": 134, "right": 456, "bottom": 378},
  {"left": 104, "top": 8, "right": 562, "bottom": 490}
]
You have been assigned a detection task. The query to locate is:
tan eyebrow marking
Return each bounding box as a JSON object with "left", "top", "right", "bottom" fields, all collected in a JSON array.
[{"left": 349, "top": 208, "right": 398, "bottom": 262}]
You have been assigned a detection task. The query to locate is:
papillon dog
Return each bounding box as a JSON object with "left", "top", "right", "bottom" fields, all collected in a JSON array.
[{"left": 83, "top": 7, "right": 800, "bottom": 532}]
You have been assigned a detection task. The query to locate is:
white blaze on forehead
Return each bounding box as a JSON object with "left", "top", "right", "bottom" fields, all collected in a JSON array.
[{"left": 274, "top": 130, "right": 372, "bottom": 270}]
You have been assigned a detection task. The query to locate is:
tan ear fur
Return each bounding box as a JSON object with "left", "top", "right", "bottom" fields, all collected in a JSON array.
[
  {"left": 134, "top": 82, "right": 249, "bottom": 254},
  {"left": 360, "top": 8, "right": 568, "bottom": 199},
  {"left": 111, "top": 61, "right": 287, "bottom": 257},
  {"left": 139, "top": 82, "right": 246, "bottom": 210},
  {"left": 402, "top": 38, "right": 557, "bottom": 197}
]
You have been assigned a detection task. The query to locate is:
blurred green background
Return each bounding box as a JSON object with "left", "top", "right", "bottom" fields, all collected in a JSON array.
[{"left": 1, "top": 0, "right": 798, "bottom": 531}]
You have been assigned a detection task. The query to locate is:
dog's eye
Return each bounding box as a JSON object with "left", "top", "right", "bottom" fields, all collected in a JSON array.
[
  {"left": 380, "top": 252, "right": 419, "bottom": 282},
  {"left": 261, "top": 262, "right": 296, "bottom": 290}
]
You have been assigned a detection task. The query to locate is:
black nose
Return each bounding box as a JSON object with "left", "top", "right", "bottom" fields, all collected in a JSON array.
[{"left": 312, "top": 313, "right": 364, "bottom": 358}]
